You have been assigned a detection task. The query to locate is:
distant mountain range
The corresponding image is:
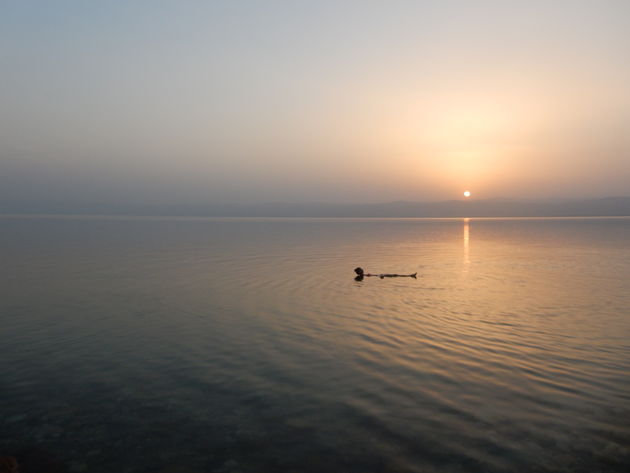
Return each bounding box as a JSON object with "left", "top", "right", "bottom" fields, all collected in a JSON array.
[
  {"left": 7, "top": 197, "right": 630, "bottom": 218},
  {"left": 170, "top": 197, "right": 630, "bottom": 217}
]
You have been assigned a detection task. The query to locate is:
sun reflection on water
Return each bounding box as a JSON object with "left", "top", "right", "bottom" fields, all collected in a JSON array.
[{"left": 463, "top": 218, "right": 470, "bottom": 270}]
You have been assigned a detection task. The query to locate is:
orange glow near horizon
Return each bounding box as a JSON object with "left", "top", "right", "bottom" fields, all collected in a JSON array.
[{"left": 464, "top": 191, "right": 471, "bottom": 197}]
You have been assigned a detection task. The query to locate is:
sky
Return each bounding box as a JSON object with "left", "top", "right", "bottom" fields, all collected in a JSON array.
[{"left": 1, "top": 0, "right": 629, "bottom": 211}]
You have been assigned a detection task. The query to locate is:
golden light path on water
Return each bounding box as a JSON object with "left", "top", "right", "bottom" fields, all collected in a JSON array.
[{"left": 463, "top": 217, "right": 470, "bottom": 269}]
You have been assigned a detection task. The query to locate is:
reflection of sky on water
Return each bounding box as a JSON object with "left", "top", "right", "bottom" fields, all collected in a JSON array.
[{"left": 1, "top": 217, "right": 629, "bottom": 473}]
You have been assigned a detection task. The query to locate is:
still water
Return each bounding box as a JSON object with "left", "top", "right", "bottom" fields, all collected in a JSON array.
[{"left": 2, "top": 216, "right": 629, "bottom": 472}]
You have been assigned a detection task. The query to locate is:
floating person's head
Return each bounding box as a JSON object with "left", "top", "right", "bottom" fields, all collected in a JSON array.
[{"left": 354, "top": 267, "right": 364, "bottom": 276}]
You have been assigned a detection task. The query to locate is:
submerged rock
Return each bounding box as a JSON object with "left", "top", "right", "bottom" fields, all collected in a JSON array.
[
  {"left": 5, "top": 414, "right": 26, "bottom": 424},
  {"left": 0, "top": 457, "right": 18, "bottom": 473},
  {"left": 223, "top": 459, "right": 239, "bottom": 469},
  {"left": 68, "top": 462, "right": 87, "bottom": 473},
  {"left": 34, "top": 424, "right": 64, "bottom": 440},
  {"left": 13, "top": 447, "right": 63, "bottom": 473},
  {"left": 156, "top": 466, "right": 203, "bottom": 473}
]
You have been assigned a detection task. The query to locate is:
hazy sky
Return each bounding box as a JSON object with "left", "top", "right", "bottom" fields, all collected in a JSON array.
[{"left": 1, "top": 0, "right": 629, "bottom": 210}]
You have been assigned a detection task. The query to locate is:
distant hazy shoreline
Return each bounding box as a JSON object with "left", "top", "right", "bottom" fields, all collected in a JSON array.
[{"left": 2, "top": 197, "right": 629, "bottom": 219}]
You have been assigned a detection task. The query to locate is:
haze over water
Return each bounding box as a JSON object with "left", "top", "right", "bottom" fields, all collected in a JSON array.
[{"left": 2, "top": 216, "right": 629, "bottom": 472}]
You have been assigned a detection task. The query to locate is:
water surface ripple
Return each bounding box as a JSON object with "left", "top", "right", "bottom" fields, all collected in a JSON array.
[{"left": 2, "top": 217, "right": 629, "bottom": 472}]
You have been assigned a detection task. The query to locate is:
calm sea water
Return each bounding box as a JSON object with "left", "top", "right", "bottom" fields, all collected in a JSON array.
[{"left": 1, "top": 216, "right": 629, "bottom": 473}]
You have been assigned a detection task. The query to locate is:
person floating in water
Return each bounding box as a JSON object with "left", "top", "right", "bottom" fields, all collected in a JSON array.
[{"left": 354, "top": 267, "right": 417, "bottom": 281}]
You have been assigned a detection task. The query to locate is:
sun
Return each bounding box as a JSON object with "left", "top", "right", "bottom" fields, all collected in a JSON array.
[{"left": 463, "top": 190, "right": 471, "bottom": 197}]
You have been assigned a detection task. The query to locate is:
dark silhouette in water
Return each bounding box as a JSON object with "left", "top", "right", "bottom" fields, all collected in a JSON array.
[{"left": 354, "top": 267, "right": 417, "bottom": 281}]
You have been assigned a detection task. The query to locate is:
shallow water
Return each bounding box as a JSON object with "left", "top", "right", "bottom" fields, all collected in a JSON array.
[{"left": 2, "top": 216, "right": 629, "bottom": 472}]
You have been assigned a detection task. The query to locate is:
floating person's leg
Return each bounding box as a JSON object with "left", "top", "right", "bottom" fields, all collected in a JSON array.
[{"left": 355, "top": 268, "right": 417, "bottom": 279}]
